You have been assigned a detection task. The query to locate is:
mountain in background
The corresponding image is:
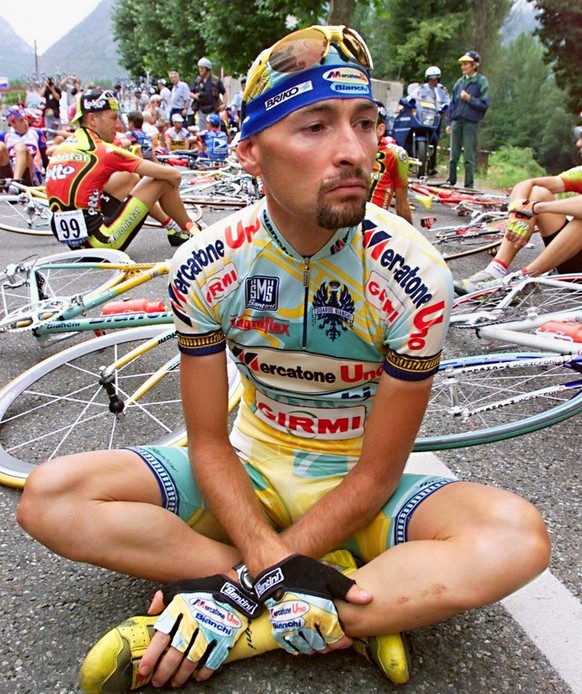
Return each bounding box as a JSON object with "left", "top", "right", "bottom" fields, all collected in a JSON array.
[
  {"left": 0, "top": 17, "right": 35, "bottom": 78},
  {"left": 40, "top": 0, "right": 125, "bottom": 82},
  {"left": 0, "top": 0, "right": 125, "bottom": 83}
]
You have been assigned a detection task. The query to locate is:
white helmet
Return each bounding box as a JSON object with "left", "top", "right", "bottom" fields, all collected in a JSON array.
[
  {"left": 197, "top": 57, "right": 212, "bottom": 69},
  {"left": 425, "top": 66, "right": 441, "bottom": 79}
]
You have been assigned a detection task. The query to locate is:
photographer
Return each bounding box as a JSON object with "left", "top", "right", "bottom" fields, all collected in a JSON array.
[{"left": 41, "top": 77, "right": 63, "bottom": 132}]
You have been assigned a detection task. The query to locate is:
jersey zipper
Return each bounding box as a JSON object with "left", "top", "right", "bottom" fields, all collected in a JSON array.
[{"left": 302, "top": 256, "right": 310, "bottom": 349}]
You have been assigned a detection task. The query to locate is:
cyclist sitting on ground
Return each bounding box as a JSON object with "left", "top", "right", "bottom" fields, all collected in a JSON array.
[
  {"left": 122, "top": 110, "right": 155, "bottom": 161},
  {"left": 17, "top": 26, "right": 550, "bottom": 693},
  {"left": 45, "top": 89, "right": 197, "bottom": 250},
  {"left": 197, "top": 112, "right": 229, "bottom": 161},
  {"left": 455, "top": 127, "right": 582, "bottom": 293},
  {"left": 164, "top": 113, "right": 196, "bottom": 151},
  {"left": 369, "top": 99, "right": 413, "bottom": 224},
  {"left": 0, "top": 106, "right": 48, "bottom": 190}
]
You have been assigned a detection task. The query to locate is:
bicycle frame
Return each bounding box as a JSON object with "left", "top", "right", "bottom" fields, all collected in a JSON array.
[{"left": 1, "top": 258, "right": 173, "bottom": 343}]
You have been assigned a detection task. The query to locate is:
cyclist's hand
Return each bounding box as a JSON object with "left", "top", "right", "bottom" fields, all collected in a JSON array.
[
  {"left": 139, "top": 575, "right": 261, "bottom": 686},
  {"left": 254, "top": 554, "right": 366, "bottom": 655},
  {"left": 505, "top": 214, "right": 533, "bottom": 248},
  {"left": 508, "top": 199, "right": 536, "bottom": 219}
]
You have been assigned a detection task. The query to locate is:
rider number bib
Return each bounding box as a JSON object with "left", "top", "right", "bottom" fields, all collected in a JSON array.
[{"left": 51, "top": 210, "right": 89, "bottom": 243}]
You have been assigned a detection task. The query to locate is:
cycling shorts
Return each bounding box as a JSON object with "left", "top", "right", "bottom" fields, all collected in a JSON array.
[
  {"left": 543, "top": 224, "right": 582, "bottom": 274},
  {"left": 127, "top": 444, "right": 456, "bottom": 562},
  {"left": 56, "top": 195, "right": 149, "bottom": 251}
]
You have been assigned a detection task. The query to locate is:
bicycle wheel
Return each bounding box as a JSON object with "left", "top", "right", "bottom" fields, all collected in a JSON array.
[
  {"left": 452, "top": 273, "right": 582, "bottom": 320},
  {"left": 0, "top": 195, "right": 52, "bottom": 235},
  {"left": 414, "top": 351, "right": 582, "bottom": 451},
  {"left": 427, "top": 219, "right": 505, "bottom": 260},
  {"left": 0, "top": 326, "right": 242, "bottom": 488},
  {"left": 0, "top": 249, "right": 132, "bottom": 325}
]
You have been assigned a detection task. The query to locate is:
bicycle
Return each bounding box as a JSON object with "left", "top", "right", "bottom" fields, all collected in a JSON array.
[
  {"left": 0, "top": 248, "right": 174, "bottom": 346},
  {"left": 410, "top": 181, "right": 509, "bottom": 215},
  {"left": 0, "top": 325, "right": 242, "bottom": 488},
  {"left": 0, "top": 180, "right": 52, "bottom": 236},
  {"left": 419, "top": 209, "right": 508, "bottom": 260},
  {"left": 413, "top": 273, "right": 582, "bottom": 450}
]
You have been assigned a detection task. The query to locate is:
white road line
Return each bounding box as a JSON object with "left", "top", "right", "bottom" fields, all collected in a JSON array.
[{"left": 406, "top": 452, "right": 582, "bottom": 694}]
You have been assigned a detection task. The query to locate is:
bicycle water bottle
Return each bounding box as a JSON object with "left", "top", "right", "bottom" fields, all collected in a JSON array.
[
  {"left": 537, "top": 321, "right": 582, "bottom": 343},
  {"left": 101, "top": 299, "right": 168, "bottom": 315}
]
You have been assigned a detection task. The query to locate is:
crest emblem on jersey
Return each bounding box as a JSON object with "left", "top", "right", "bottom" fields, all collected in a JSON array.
[{"left": 312, "top": 281, "right": 355, "bottom": 341}]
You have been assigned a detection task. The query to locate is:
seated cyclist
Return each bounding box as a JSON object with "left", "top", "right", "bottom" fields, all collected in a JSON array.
[
  {"left": 197, "top": 112, "right": 229, "bottom": 161},
  {"left": 18, "top": 26, "right": 549, "bottom": 693},
  {"left": 455, "top": 128, "right": 582, "bottom": 293},
  {"left": 164, "top": 113, "right": 196, "bottom": 151},
  {"left": 46, "top": 89, "right": 197, "bottom": 250},
  {"left": 0, "top": 106, "right": 48, "bottom": 190},
  {"left": 369, "top": 99, "right": 413, "bottom": 224}
]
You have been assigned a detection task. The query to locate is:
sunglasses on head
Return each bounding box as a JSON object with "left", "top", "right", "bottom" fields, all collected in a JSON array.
[{"left": 243, "top": 25, "right": 373, "bottom": 103}]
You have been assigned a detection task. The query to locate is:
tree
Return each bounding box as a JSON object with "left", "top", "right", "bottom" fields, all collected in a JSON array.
[
  {"left": 527, "top": 0, "right": 582, "bottom": 113},
  {"left": 113, "top": 0, "right": 327, "bottom": 80}
]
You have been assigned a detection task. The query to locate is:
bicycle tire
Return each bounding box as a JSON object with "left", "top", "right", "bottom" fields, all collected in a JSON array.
[
  {"left": 414, "top": 351, "right": 582, "bottom": 451},
  {"left": 452, "top": 273, "right": 582, "bottom": 320},
  {"left": 0, "top": 249, "right": 132, "bottom": 326},
  {"left": 0, "top": 196, "right": 52, "bottom": 235}
]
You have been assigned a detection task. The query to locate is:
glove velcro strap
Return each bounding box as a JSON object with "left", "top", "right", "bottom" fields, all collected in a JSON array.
[
  {"left": 254, "top": 554, "right": 356, "bottom": 603},
  {"left": 161, "top": 575, "right": 262, "bottom": 619}
]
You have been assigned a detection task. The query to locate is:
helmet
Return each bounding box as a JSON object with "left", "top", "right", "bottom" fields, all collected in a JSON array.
[
  {"left": 6, "top": 106, "right": 26, "bottom": 124},
  {"left": 574, "top": 126, "right": 582, "bottom": 141},
  {"left": 425, "top": 66, "right": 441, "bottom": 79},
  {"left": 207, "top": 113, "right": 221, "bottom": 127},
  {"left": 197, "top": 57, "right": 212, "bottom": 69}
]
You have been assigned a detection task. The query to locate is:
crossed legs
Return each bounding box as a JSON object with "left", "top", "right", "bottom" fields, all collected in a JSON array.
[{"left": 17, "top": 449, "right": 550, "bottom": 637}]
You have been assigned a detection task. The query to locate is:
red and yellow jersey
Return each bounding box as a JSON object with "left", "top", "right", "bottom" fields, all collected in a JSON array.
[
  {"left": 46, "top": 127, "right": 141, "bottom": 212},
  {"left": 369, "top": 137, "right": 409, "bottom": 210},
  {"left": 560, "top": 165, "right": 582, "bottom": 195}
]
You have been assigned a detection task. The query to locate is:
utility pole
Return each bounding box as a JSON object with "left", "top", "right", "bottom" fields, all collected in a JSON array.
[{"left": 34, "top": 41, "right": 39, "bottom": 79}]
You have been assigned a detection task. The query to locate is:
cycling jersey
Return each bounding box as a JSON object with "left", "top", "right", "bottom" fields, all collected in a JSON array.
[
  {"left": 198, "top": 128, "right": 229, "bottom": 160},
  {"left": 560, "top": 165, "right": 582, "bottom": 194},
  {"left": 125, "top": 128, "right": 153, "bottom": 160},
  {"left": 369, "top": 138, "right": 409, "bottom": 210},
  {"left": 0, "top": 127, "right": 47, "bottom": 184},
  {"left": 46, "top": 127, "right": 143, "bottom": 249},
  {"left": 169, "top": 200, "right": 453, "bottom": 460}
]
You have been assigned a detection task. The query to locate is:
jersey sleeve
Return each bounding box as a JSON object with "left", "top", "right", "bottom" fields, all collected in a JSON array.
[
  {"left": 560, "top": 166, "right": 582, "bottom": 195},
  {"left": 102, "top": 143, "right": 141, "bottom": 175},
  {"left": 168, "top": 239, "right": 227, "bottom": 356}
]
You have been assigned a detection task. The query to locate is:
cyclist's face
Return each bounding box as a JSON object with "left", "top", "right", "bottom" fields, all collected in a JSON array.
[
  {"left": 91, "top": 110, "right": 121, "bottom": 142},
  {"left": 239, "top": 98, "right": 377, "bottom": 243},
  {"left": 11, "top": 116, "right": 28, "bottom": 133}
]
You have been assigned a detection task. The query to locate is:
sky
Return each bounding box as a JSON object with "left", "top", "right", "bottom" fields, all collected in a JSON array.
[{"left": 0, "top": 0, "right": 101, "bottom": 53}]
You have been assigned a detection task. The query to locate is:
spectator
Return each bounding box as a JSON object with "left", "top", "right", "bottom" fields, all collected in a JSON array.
[
  {"left": 40, "top": 77, "right": 63, "bottom": 131},
  {"left": 229, "top": 76, "right": 246, "bottom": 130},
  {"left": 168, "top": 71, "right": 191, "bottom": 123},
  {"left": 190, "top": 57, "right": 225, "bottom": 131},
  {"left": 446, "top": 51, "right": 489, "bottom": 189},
  {"left": 157, "top": 78, "right": 171, "bottom": 113},
  {"left": 60, "top": 74, "right": 82, "bottom": 108},
  {"left": 123, "top": 110, "right": 154, "bottom": 160}
]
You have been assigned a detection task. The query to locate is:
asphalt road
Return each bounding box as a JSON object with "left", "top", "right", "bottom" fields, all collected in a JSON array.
[{"left": 0, "top": 189, "right": 580, "bottom": 694}]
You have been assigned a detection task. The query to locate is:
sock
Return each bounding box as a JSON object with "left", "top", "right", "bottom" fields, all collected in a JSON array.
[
  {"left": 485, "top": 259, "right": 508, "bottom": 279},
  {"left": 184, "top": 220, "right": 195, "bottom": 232},
  {"left": 162, "top": 217, "right": 180, "bottom": 234}
]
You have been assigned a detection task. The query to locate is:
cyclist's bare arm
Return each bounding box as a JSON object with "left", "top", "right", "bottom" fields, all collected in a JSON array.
[
  {"left": 511, "top": 175, "right": 566, "bottom": 201},
  {"left": 135, "top": 158, "right": 181, "bottom": 187}
]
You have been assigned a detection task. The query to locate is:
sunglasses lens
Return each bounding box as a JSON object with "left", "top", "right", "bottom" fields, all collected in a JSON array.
[
  {"left": 269, "top": 28, "right": 327, "bottom": 74},
  {"left": 342, "top": 29, "right": 372, "bottom": 68}
]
